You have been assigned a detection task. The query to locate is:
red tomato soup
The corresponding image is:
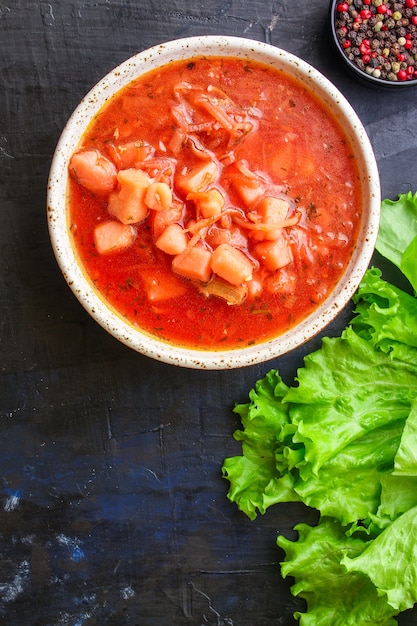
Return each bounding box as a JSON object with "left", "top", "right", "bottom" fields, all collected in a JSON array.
[{"left": 68, "top": 56, "right": 362, "bottom": 350}]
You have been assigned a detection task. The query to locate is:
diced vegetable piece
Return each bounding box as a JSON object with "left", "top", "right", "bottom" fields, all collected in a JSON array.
[
  {"left": 231, "top": 176, "right": 264, "bottom": 207},
  {"left": 246, "top": 275, "right": 263, "bottom": 299},
  {"left": 141, "top": 270, "right": 187, "bottom": 302},
  {"left": 251, "top": 195, "right": 290, "bottom": 241},
  {"left": 206, "top": 225, "right": 232, "bottom": 247},
  {"left": 227, "top": 161, "right": 266, "bottom": 207},
  {"left": 155, "top": 223, "right": 188, "bottom": 255},
  {"left": 150, "top": 201, "right": 184, "bottom": 240},
  {"left": 175, "top": 160, "right": 220, "bottom": 195},
  {"left": 108, "top": 168, "right": 152, "bottom": 224},
  {"left": 93, "top": 220, "right": 136, "bottom": 255},
  {"left": 69, "top": 149, "right": 117, "bottom": 195},
  {"left": 257, "top": 195, "right": 289, "bottom": 222},
  {"left": 254, "top": 235, "right": 293, "bottom": 271},
  {"left": 144, "top": 181, "right": 173, "bottom": 211},
  {"left": 211, "top": 243, "right": 253, "bottom": 286},
  {"left": 187, "top": 188, "right": 225, "bottom": 218},
  {"left": 265, "top": 268, "right": 296, "bottom": 294},
  {"left": 206, "top": 222, "right": 248, "bottom": 249},
  {"left": 172, "top": 246, "right": 213, "bottom": 283},
  {"left": 107, "top": 141, "right": 154, "bottom": 169}
]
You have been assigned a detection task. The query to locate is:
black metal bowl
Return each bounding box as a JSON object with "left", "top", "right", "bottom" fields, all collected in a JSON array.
[{"left": 330, "top": 0, "right": 417, "bottom": 88}]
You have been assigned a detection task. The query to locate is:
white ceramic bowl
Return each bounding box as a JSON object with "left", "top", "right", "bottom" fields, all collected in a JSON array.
[{"left": 47, "top": 35, "right": 380, "bottom": 370}]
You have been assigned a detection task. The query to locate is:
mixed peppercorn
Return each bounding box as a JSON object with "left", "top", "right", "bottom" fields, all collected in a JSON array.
[{"left": 335, "top": 0, "right": 417, "bottom": 82}]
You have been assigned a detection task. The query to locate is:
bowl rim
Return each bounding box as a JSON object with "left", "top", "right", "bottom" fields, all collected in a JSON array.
[
  {"left": 47, "top": 34, "right": 381, "bottom": 370},
  {"left": 330, "top": 0, "right": 417, "bottom": 88}
]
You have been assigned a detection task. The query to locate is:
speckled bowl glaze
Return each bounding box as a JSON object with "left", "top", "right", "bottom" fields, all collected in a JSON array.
[{"left": 47, "top": 35, "right": 380, "bottom": 370}]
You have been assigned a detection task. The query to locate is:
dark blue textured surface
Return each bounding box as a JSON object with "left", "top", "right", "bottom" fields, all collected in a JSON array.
[{"left": 1, "top": 1, "right": 417, "bottom": 624}]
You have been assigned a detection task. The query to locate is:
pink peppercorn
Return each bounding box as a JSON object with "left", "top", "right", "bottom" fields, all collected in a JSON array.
[
  {"left": 360, "top": 9, "right": 372, "bottom": 18},
  {"left": 397, "top": 69, "right": 408, "bottom": 80},
  {"left": 377, "top": 4, "right": 388, "bottom": 13},
  {"left": 360, "top": 39, "right": 371, "bottom": 54},
  {"left": 337, "top": 2, "right": 349, "bottom": 12},
  {"left": 405, "top": 39, "right": 413, "bottom": 49},
  {"left": 412, "top": 16, "right": 417, "bottom": 25},
  {"left": 405, "top": 0, "right": 415, "bottom": 8}
]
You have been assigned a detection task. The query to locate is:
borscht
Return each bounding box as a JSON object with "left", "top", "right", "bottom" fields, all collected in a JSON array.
[{"left": 68, "top": 55, "right": 362, "bottom": 350}]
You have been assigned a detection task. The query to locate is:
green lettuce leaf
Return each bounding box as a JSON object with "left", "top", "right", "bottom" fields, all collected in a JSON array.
[
  {"left": 376, "top": 191, "right": 417, "bottom": 292},
  {"left": 291, "top": 418, "right": 402, "bottom": 524},
  {"left": 342, "top": 505, "right": 417, "bottom": 613},
  {"left": 393, "top": 399, "right": 417, "bottom": 476},
  {"left": 222, "top": 259, "right": 417, "bottom": 624},
  {"left": 376, "top": 474, "right": 417, "bottom": 522},
  {"left": 222, "top": 370, "right": 292, "bottom": 520},
  {"left": 401, "top": 235, "right": 417, "bottom": 295},
  {"left": 278, "top": 517, "right": 399, "bottom": 626},
  {"left": 374, "top": 400, "right": 417, "bottom": 522},
  {"left": 223, "top": 326, "right": 417, "bottom": 525},
  {"left": 223, "top": 272, "right": 417, "bottom": 525},
  {"left": 351, "top": 267, "right": 417, "bottom": 359},
  {"left": 284, "top": 327, "right": 417, "bottom": 477}
]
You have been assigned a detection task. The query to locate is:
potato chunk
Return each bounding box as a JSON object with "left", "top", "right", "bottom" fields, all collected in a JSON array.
[
  {"left": 108, "top": 168, "right": 151, "bottom": 224},
  {"left": 94, "top": 220, "right": 136, "bottom": 255}
]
